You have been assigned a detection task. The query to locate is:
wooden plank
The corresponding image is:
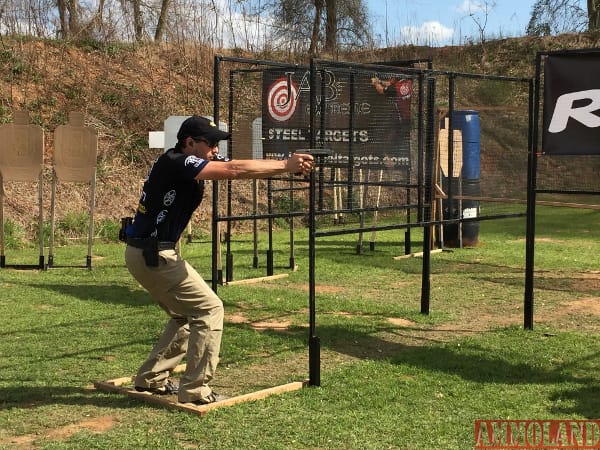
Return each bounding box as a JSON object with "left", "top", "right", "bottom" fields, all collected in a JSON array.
[
  {"left": 225, "top": 273, "right": 289, "bottom": 285},
  {"left": 184, "top": 381, "right": 307, "bottom": 414},
  {"left": 393, "top": 249, "right": 443, "bottom": 260},
  {"left": 94, "top": 379, "right": 307, "bottom": 417}
]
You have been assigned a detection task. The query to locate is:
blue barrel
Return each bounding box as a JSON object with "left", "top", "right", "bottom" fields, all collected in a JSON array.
[
  {"left": 452, "top": 110, "right": 480, "bottom": 179},
  {"left": 441, "top": 110, "right": 481, "bottom": 247}
]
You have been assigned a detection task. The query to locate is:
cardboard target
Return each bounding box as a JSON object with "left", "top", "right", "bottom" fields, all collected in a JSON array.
[
  {"left": 53, "top": 111, "right": 98, "bottom": 182},
  {"left": 0, "top": 111, "right": 44, "bottom": 181}
]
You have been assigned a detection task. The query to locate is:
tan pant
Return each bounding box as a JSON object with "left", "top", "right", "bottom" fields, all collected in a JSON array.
[{"left": 125, "top": 245, "right": 224, "bottom": 403}]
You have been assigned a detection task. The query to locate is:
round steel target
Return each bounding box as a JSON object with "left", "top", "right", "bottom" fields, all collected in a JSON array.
[{"left": 267, "top": 78, "right": 299, "bottom": 122}]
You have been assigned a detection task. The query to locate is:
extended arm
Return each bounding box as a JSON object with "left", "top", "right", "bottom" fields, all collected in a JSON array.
[{"left": 195, "top": 152, "right": 314, "bottom": 181}]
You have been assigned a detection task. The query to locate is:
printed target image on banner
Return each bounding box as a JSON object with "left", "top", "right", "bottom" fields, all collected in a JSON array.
[
  {"left": 261, "top": 67, "right": 413, "bottom": 168},
  {"left": 542, "top": 52, "right": 600, "bottom": 155}
]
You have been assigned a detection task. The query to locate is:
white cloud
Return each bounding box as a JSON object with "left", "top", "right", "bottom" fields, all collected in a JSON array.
[
  {"left": 456, "top": 0, "right": 485, "bottom": 15},
  {"left": 400, "top": 21, "right": 454, "bottom": 46}
]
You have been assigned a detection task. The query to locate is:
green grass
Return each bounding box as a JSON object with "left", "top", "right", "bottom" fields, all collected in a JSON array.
[{"left": 1, "top": 206, "right": 600, "bottom": 449}]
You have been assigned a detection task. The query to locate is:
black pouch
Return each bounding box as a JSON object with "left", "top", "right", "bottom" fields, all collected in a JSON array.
[
  {"left": 119, "top": 217, "right": 133, "bottom": 242},
  {"left": 142, "top": 238, "right": 159, "bottom": 267}
]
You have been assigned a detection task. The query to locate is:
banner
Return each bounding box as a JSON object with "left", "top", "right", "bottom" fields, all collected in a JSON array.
[
  {"left": 543, "top": 53, "right": 600, "bottom": 155},
  {"left": 261, "top": 68, "right": 413, "bottom": 167}
]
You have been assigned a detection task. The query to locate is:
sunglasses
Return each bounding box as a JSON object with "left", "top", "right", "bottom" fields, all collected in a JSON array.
[{"left": 193, "top": 137, "right": 219, "bottom": 148}]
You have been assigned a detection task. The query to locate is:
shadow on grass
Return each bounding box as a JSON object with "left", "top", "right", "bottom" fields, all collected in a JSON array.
[
  {"left": 0, "top": 386, "right": 143, "bottom": 411},
  {"left": 21, "top": 282, "right": 154, "bottom": 307},
  {"left": 254, "top": 322, "right": 600, "bottom": 419}
]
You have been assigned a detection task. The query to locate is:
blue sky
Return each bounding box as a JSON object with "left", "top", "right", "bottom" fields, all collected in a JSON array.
[{"left": 366, "top": 0, "right": 537, "bottom": 46}]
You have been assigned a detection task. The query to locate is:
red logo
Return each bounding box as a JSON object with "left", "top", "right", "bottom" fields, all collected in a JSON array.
[
  {"left": 267, "top": 77, "right": 298, "bottom": 122},
  {"left": 475, "top": 420, "right": 600, "bottom": 449}
]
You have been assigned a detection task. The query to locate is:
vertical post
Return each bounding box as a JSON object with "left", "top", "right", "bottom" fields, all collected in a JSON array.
[
  {"left": 308, "top": 58, "right": 320, "bottom": 387},
  {"left": 225, "top": 69, "right": 235, "bottom": 283},
  {"left": 252, "top": 179, "right": 259, "bottom": 268},
  {"left": 417, "top": 73, "right": 425, "bottom": 223},
  {"left": 0, "top": 175, "right": 5, "bottom": 267},
  {"left": 447, "top": 74, "right": 456, "bottom": 240},
  {"left": 347, "top": 71, "right": 355, "bottom": 212},
  {"left": 86, "top": 173, "right": 96, "bottom": 270},
  {"left": 48, "top": 169, "right": 57, "bottom": 268},
  {"left": 421, "top": 77, "right": 436, "bottom": 315},
  {"left": 212, "top": 55, "right": 221, "bottom": 292},
  {"left": 267, "top": 178, "right": 274, "bottom": 276},
  {"left": 524, "top": 65, "right": 539, "bottom": 330},
  {"left": 38, "top": 171, "right": 45, "bottom": 269},
  {"left": 289, "top": 173, "right": 296, "bottom": 269}
]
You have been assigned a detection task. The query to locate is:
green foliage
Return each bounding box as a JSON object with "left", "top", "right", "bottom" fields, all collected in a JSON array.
[
  {"left": 1, "top": 219, "right": 28, "bottom": 249},
  {"left": 74, "top": 38, "right": 130, "bottom": 56},
  {"left": 54, "top": 211, "right": 90, "bottom": 242},
  {"left": 95, "top": 218, "right": 121, "bottom": 242}
]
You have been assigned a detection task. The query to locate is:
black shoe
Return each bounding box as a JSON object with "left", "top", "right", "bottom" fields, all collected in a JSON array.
[
  {"left": 189, "top": 392, "right": 230, "bottom": 405},
  {"left": 135, "top": 379, "right": 179, "bottom": 395}
]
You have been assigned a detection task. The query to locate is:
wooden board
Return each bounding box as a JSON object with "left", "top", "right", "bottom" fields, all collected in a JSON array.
[
  {"left": 224, "top": 273, "right": 290, "bottom": 285},
  {"left": 94, "top": 364, "right": 306, "bottom": 416},
  {"left": 393, "top": 249, "right": 443, "bottom": 260}
]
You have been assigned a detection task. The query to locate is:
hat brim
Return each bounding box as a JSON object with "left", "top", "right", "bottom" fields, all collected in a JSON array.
[{"left": 196, "top": 129, "right": 231, "bottom": 142}]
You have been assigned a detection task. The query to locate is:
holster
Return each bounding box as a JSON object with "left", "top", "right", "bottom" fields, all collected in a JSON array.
[
  {"left": 119, "top": 217, "right": 133, "bottom": 242},
  {"left": 142, "top": 238, "right": 159, "bottom": 267},
  {"left": 127, "top": 237, "right": 175, "bottom": 267}
]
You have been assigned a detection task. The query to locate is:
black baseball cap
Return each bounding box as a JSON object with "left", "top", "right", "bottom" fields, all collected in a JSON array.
[{"left": 177, "top": 115, "right": 231, "bottom": 142}]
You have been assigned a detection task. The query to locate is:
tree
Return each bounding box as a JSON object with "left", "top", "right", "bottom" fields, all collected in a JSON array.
[
  {"left": 310, "top": 0, "right": 324, "bottom": 54},
  {"left": 56, "top": 0, "right": 81, "bottom": 37},
  {"left": 154, "top": 0, "right": 172, "bottom": 41},
  {"left": 132, "top": 0, "right": 143, "bottom": 41},
  {"left": 271, "top": 0, "right": 372, "bottom": 54},
  {"left": 466, "top": 0, "right": 496, "bottom": 44},
  {"left": 526, "top": 0, "right": 588, "bottom": 35},
  {"left": 324, "top": 0, "right": 337, "bottom": 52},
  {"left": 589, "top": 0, "right": 600, "bottom": 30}
]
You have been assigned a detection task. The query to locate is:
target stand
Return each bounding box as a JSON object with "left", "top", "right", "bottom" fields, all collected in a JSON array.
[
  {"left": 0, "top": 110, "right": 45, "bottom": 269},
  {"left": 94, "top": 364, "right": 306, "bottom": 417},
  {"left": 48, "top": 112, "right": 98, "bottom": 269}
]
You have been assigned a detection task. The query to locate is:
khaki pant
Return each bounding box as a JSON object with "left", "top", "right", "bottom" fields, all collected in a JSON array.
[{"left": 125, "top": 245, "right": 224, "bottom": 403}]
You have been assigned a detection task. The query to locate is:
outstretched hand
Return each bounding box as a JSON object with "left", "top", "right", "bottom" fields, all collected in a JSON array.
[{"left": 287, "top": 153, "right": 314, "bottom": 176}]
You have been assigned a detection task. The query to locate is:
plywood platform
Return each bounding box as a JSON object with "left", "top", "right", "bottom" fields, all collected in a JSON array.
[{"left": 94, "top": 364, "right": 306, "bottom": 416}]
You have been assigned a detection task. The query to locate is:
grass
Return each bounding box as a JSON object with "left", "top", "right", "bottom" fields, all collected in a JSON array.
[{"left": 1, "top": 206, "right": 600, "bottom": 449}]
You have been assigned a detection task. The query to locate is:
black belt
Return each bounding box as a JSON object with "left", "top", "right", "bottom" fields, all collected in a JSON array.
[{"left": 127, "top": 237, "right": 176, "bottom": 251}]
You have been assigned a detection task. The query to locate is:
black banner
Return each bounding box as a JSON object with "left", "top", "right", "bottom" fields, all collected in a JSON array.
[
  {"left": 261, "top": 68, "right": 413, "bottom": 167},
  {"left": 543, "top": 53, "right": 600, "bottom": 155}
]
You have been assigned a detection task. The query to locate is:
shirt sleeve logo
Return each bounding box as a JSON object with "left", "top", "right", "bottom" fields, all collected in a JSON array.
[
  {"left": 156, "top": 210, "right": 168, "bottom": 224},
  {"left": 184, "top": 155, "right": 204, "bottom": 167},
  {"left": 163, "top": 190, "right": 176, "bottom": 206}
]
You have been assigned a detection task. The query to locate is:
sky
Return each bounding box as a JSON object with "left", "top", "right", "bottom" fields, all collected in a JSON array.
[{"left": 366, "top": 0, "right": 538, "bottom": 47}]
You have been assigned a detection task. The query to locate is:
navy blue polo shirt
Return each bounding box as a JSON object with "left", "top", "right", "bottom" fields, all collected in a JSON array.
[{"left": 127, "top": 148, "right": 209, "bottom": 242}]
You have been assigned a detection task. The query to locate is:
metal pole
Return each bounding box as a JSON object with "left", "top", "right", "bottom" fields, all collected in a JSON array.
[
  {"left": 308, "top": 58, "right": 320, "bottom": 387},
  {"left": 524, "top": 67, "right": 538, "bottom": 330},
  {"left": 212, "top": 55, "right": 221, "bottom": 291},
  {"left": 421, "top": 77, "right": 436, "bottom": 315}
]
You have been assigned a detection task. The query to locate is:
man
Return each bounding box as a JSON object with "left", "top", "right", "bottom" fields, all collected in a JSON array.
[{"left": 125, "top": 115, "right": 314, "bottom": 405}]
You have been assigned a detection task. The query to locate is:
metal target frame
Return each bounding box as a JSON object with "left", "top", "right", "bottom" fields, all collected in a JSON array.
[
  {"left": 213, "top": 54, "right": 538, "bottom": 386},
  {"left": 525, "top": 47, "right": 600, "bottom": 330}
]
